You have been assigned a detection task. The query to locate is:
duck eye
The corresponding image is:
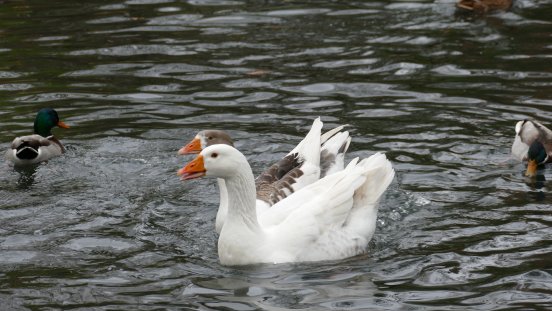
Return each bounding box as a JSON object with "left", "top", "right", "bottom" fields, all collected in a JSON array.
[{"left": 211, "top": 152, "right": 218, "bottom": 158}]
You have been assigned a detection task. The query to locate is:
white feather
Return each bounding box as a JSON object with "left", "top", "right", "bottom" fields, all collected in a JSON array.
[
  {"left": 214, "top": 118, "right": 341, "bottom": 233},
  {"left": 321, "top": 131, "right": 351, "bottom": 177},
  {"left": 5, "top": 134, "right": 64, "bottom": 166},
  {"left": 193, "top": 144, "right": 394, "bottom": 265}
]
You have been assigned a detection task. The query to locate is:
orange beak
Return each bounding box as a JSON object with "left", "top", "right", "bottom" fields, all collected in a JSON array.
[
  {"left": 178, "top": 154, "right": 206, "bottom": 180},
  {"left": 178, "top": 137, "right": 202, "bottom": 155},
  {"left": 57, "top": 121, "right": 70, "bottom": 129},
  {"left": 525, "top": 159, "right": 538, "bottom": 177}
]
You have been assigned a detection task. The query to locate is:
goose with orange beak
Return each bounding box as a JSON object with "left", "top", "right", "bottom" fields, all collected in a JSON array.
[
  {"left": 178, "top": 119, "right": 352, "bottom": 234},
  {"left": 178, "top": 130, "right": 233, "bottom": 155},
  {"left": 178, "top": 154, "right": 206, "bottom": 180},
  {"left": 6, "top": 108, "right": 70, "bottom": 166},
  {"left": 177, "top": 143, "right": 394, "bottom": 266}
]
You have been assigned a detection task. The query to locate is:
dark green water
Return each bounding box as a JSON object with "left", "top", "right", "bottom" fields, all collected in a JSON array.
[{"left": 0, "top": 0, "right": 551, "bottom": 309}]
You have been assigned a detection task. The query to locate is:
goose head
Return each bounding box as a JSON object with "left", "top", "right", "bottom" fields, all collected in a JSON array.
[
  {"left": 34, "top": 108, "right": 70, "bottom": 137},
  {"left": 178, "top": 130, "right": 234, "bottom": 155},
  {"left": 178, "top": 144, "right": 246, "bottom": 180},
  {"left": 525, "top": 140, "right": 548, "bottom": 177}
]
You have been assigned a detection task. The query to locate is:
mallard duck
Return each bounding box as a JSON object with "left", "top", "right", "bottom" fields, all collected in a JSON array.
[
  {"left": 178, "top": 144, "right": 394, "bottom": 265},
  {"left": 511, "top": 119, "right": 552, "bottom": 177},
  {"left": 456, "top": 0, "right": 512, "bottom": 13},
  {"left": 179, "top": 119, "right": 351, "bottom": 233},
  {"left": 5, "top": 108, "right": 70, "bottom": 166}
]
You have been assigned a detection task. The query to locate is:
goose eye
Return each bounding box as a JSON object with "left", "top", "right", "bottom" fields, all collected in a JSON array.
[
  {"left": 208, "top": 136, "right": 213, "bottom": 140},
  {"left": 211, "top": 152, "right": 218, "bottom": 158}
]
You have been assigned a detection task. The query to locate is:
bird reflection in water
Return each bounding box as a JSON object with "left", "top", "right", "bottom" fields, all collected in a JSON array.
[
  {"left": 15, "top": 164, "right": 39, "bottom": 189},
  {"left": 525, "top": 171, "right": 546, "bottom": 201}
]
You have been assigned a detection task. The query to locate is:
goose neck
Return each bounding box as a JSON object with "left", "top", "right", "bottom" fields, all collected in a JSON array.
[{"left": 223, "top": 165, "right": 259, "bottom": 230}]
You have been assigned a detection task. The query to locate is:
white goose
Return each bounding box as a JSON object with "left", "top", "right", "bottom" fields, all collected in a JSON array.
[
  {"left": 179, "top": 118, "right": 351, "bottom": 233},
  {"left": 178, "top": 144, "right": 394, "bottom": 265}
]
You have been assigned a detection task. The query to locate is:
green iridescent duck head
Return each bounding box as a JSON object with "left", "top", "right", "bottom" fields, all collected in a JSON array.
[
  {"left": 525, "top": 140, "right": 548, "bottom": 177},
  {"left": 33, "top": 108, "right": 69, "bottom": 137}
]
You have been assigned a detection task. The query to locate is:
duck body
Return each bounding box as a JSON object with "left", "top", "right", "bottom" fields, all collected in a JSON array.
[
  {"left": 456, "top": 0, "right": 512, "bottom": 13},
  {"left": 180, "top": 118, "right": 351, "bottom": 234},
  {"left": 179, "top": 144, "right": 394, "bottom": 266},
  {"left": 5, "top": 108, "right": 69, "bottom": 166},
  {"left": 6, "top": 135, "right": 65, "bottom": 165},
  {"left": 511, "top": 119, "right": 552, "bottom": 176}
]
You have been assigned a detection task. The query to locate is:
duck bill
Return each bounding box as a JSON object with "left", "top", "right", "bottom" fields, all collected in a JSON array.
[
  {"left": 525, "top": 159, "right": 538, "bottom": 177},
  {"left": 178, "top": 154, "right": 206, "bottom": 180},
  {"left": 57, "top": 121, "right": 70, "bottom": 129},
  {"left": 178, "top": 138, "right": 202, "bottom": 155}
]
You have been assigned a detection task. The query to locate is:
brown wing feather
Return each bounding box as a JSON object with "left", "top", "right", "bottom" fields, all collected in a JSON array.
[
  {"left": 12, "top": 135, "right": 53, "bottom": 150},
  {"left": 255, "top": 153, "right": 303, "bottom": 204}
]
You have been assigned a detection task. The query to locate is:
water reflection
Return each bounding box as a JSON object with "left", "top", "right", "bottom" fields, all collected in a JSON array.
[
  {"left": 14, "top": 165, "right": 38, "bottom": 189},
  {"left": 525, "top": 172, "right": 546, "bottom": 196}
]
